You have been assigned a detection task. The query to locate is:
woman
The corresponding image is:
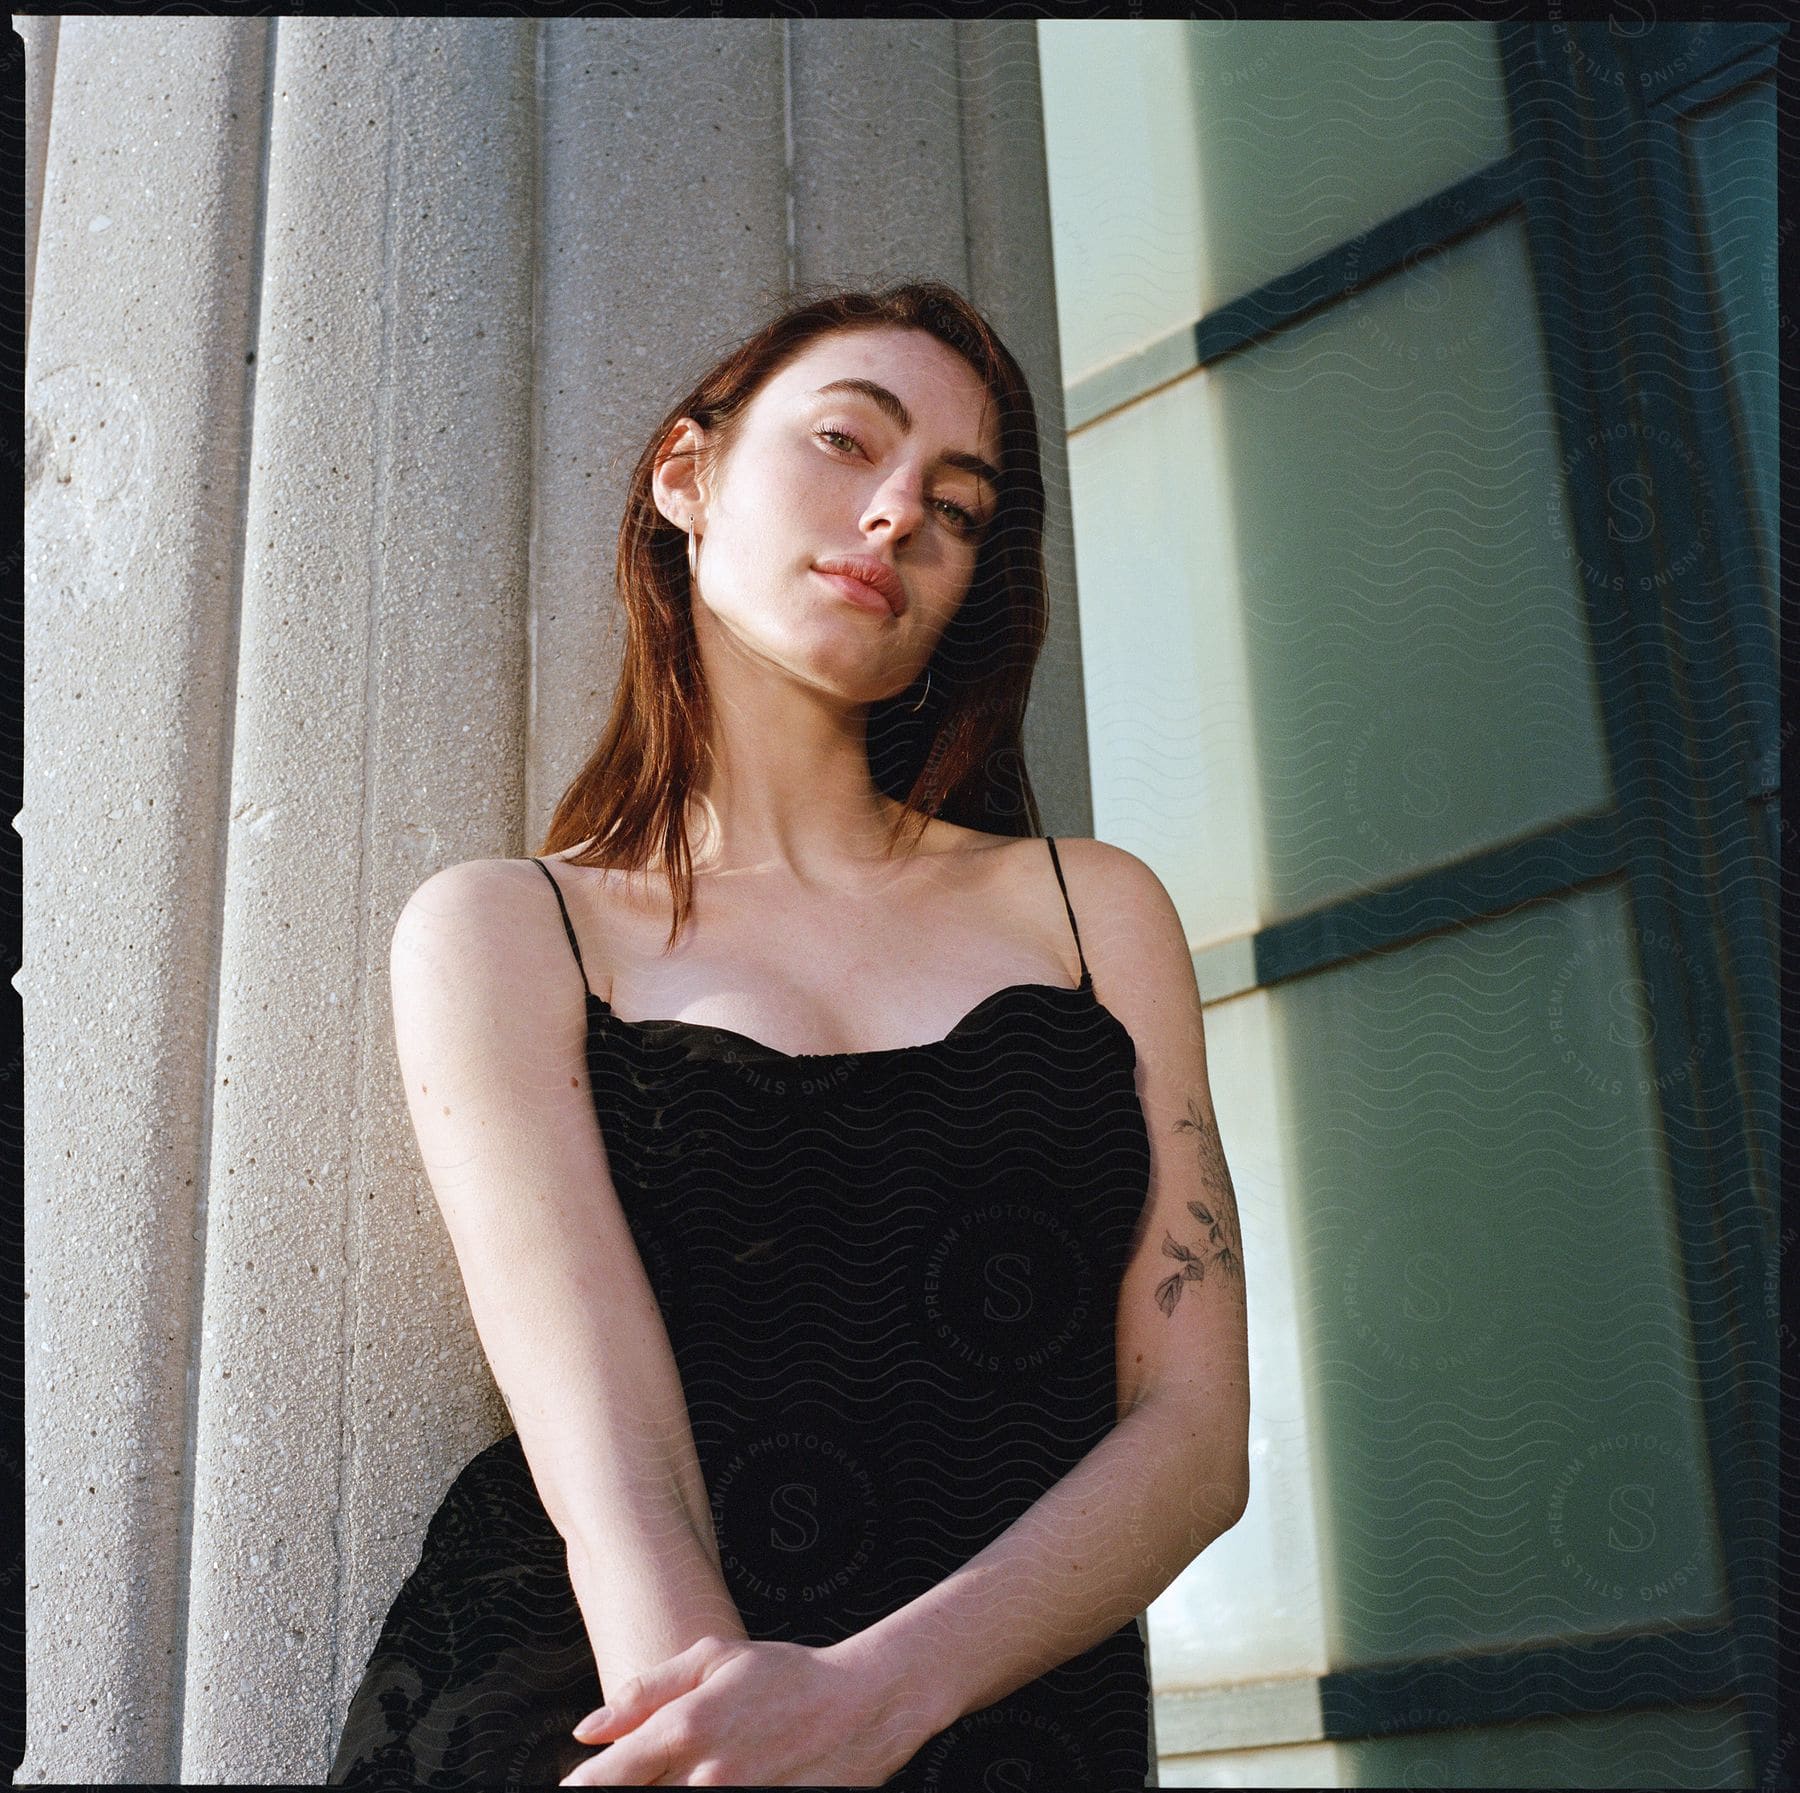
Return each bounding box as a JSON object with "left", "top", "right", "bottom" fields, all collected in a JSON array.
[{"left": 330, "top": 282, "right": 1251, "bottom": 1788}]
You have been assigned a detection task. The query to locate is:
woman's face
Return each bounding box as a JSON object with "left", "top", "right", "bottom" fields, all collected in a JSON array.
[{"left": 662, "top": 325, "right": 1004, "bottom": 707}]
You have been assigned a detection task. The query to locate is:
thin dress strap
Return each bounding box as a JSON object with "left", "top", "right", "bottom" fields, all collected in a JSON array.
[
  {"left": 1044, "top": 836, "right": 1091, "bottom": 988},
  {"left": 530, "top": 857, "right": 593, "bottom": 998}
]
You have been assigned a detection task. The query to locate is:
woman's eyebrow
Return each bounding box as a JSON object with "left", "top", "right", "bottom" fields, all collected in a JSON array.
[{"left": 811, "top": 378, "right": 1000, "bottom": 491}]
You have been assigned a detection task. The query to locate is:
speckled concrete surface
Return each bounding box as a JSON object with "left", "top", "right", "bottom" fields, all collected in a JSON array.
[
  {"left": 22, "top": 17, "right": 1089, "bottom": 1785},
  {"left": 22, "top": 17, "right": 275, "bottom": 1785}
]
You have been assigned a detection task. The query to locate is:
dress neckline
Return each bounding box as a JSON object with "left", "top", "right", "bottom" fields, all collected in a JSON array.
[{"left": 586, "top": 967, "right": 1128, "bottom": 1065}]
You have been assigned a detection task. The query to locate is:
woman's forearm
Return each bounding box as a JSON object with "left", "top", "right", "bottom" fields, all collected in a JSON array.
[
  {"left": 827, "top": 1391, "right": 1250, "bottom": 1747},
  {"left": 565, "top": 1495, "right": 748, "bottom": 1697}
]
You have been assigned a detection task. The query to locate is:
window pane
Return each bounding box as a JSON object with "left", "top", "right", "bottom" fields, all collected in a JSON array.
[
  {"left": 1038, "top": 21, "right": 1512, "bottom": 387},
  {"left": 1682, "top": 78, "right": 1779, "bottom": 615},
  {"left": 1068, "top": 375, "right": 1263, "bottom": 951},
  {"left": 1342, "top": 1700, "right": 1752, "bottom": 1789},
  {"left": 1275, "top": 882, "right": 1728, "bottom": 1664},
  {"left": 1184, "top": 21, "right": 1511, "bottom": 313},
  {"left": 1208, "top": 217, "right": 1613, "bottom": 921},
  {"left": 1038, "top": 21, "right": 1209, "bottom": 390},
  {"left": 1147, "top": 990, "right": 1330, "bottom": 1687}
]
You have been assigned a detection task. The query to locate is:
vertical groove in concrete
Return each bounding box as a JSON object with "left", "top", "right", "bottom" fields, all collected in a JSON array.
[
  {"left": 166, "top": 22, "right": 281, "bottom": 1784},
  {"left": 169, "top": 19, "right": 540, "bottom": 1781},
  {"left": 525, "top": 20, "right": 788, "bottom": 841},
  {"left": 782, "top": 19, "right": 797, "bottom": 297},
  {"left": 19, "top": 18, "right": 272, "bottom": 1784},
  {"left": 524, "top": 20, "right": 547, "bottom": 792},
  {"left": 16, "top": 15, "right": 58, "bottom": 357},
  {"left": 330, "top": 15, "right": 404, "bottom": 1748},
  {"left": 787, "top": 19, "right": 969, "bottom": 295},
  {"left": 954, "top": 21, "right": 1094, "bottom": 839}
]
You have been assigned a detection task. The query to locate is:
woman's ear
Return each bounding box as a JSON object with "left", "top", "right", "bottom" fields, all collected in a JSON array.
[{"left": 651, "top": 417, "right": 709, "bottom": 531}]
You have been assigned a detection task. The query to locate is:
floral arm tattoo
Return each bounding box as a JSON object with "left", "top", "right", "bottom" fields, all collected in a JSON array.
[{"left": 1156, "top": 1095, "right": 1243, "bottom": 1318}]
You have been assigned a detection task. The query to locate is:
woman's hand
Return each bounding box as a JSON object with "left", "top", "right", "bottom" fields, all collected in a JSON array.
[{"left": 557, "top": 1632, "right": 931, "bottom": 1787}]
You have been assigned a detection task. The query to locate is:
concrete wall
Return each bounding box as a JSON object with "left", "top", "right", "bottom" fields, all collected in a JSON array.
[{"left": 20, "top": 18, "right": 1086, "bottom": 1783}]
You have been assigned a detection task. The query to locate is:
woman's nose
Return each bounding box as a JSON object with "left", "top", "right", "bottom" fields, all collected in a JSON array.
[{"left": 862, "top": 474, "right": 927, "bottom": 534}]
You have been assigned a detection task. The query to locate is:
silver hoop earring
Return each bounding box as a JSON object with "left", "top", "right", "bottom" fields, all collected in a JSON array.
[
  {"left": 686, "top": 517, "right": 699, "bottom": 582},
  {"left": 909, "top": 668, "right": 932, "bottom": 713}
]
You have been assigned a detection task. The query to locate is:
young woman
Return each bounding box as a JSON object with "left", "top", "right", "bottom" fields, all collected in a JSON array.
[{"left": 330, "top": 282, "right": 1250, "bottom": 1789}]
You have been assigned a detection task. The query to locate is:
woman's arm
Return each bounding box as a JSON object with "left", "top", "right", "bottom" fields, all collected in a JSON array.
[
  {"left": 828, "top": 1387, "right": 1248, "bottom": 1749},
  {"left": 390, "top": 857, "right": 747, "bottom": 1690},
  {"left": 560, "top": 1383, "right": 1246, "bottom": 1787},
  {"left": 832, "top": 838, "right": 1251, "bottom": 1736}
]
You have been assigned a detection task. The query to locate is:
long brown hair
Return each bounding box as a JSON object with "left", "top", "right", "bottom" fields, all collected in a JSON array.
[{"left": 537, "top": 279, "right": 1050, "bottom": 952}]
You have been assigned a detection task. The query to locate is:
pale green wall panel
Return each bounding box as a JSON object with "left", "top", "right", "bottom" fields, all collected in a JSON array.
[
  {"left": 1067, "top": 372, "right": 1265, "bottom": 951},
  {"left": 1682, "top": 78, "right": 1779, "bottom": 611},
  {"left": 1146, "top": 990, "right": 1331, "bottom": 1688},
  {"left": 1276, "top": 883, "right": 1728, "bottom": 1665},
  {"left": 1342, "top": 1700, "right": 1752, "bottom": 1789},
  {"left": 1037, "top": 21, "right": 1208, "bottom": 391},
  {"left": 1186, "top": 21, "right": 1511, "bottom": 314},
  {"left": 1211, "top": 217, "right": 1613, "bottom": 921}
]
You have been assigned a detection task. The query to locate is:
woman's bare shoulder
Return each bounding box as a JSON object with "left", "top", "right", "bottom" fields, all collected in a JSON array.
[
  {"left": 391, "top": 854, "right": 630, "bottom": 1001},
  {"left": 398, "top": 854, "right": 559, "bottom": 927},
  {"left": 388, "top": 863, "right": 635, "bottom": 1077},
  {"left": 404, "top": 847, "right": 635, "bottom": 901}
]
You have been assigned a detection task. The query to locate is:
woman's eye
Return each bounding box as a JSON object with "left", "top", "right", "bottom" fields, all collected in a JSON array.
[{"left": 816, "top": 426, "right": 981, "bottom": 534}]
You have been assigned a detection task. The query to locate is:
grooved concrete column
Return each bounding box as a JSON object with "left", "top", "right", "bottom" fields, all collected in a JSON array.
[
  {"left": 20, "top": 19, "right": 272, "bottom": 1785},
  {"left": 526, "top": 20, "right": 788, "bottom": 832},
  {"left": 23, "top": 17, "right": 1089, "bottom": 1785},
  {"left": 175, "top": 20, "right": 537, "bottom": 1783}
]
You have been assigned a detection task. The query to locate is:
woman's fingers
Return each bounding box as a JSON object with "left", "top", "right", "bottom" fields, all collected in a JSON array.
[
  {"left": 570, "top": 1701, "right": 614, "bottom": 1743},
  {"left": 571, "top": 1634, "right": 725, "bottom": 1745},
  {"left": 560, "top": 1717, "right": 681, "bottom": 1786}
]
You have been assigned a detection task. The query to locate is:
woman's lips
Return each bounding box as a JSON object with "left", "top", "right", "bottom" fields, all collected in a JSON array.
[{"left": 813, "top": 569, "right": 897, "bottom": 617}]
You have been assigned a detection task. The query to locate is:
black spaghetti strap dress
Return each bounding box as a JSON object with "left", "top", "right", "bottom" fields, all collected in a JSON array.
[{"left": 330, "top": 837, "right": 1155, "bottom": 1790}]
